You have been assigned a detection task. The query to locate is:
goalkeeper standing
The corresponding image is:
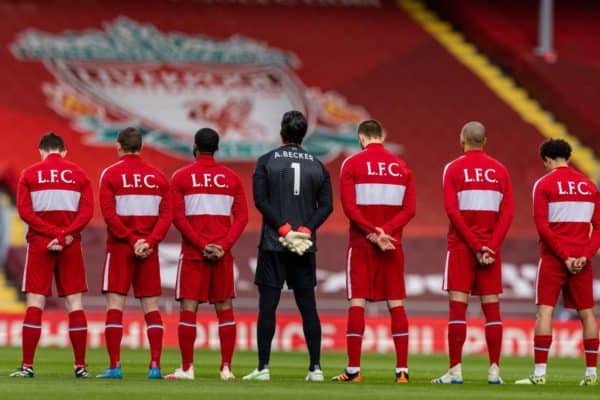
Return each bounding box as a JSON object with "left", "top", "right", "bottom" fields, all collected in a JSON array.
[{"left": 243, "top": 111, "right": 333, "bottom": 382}]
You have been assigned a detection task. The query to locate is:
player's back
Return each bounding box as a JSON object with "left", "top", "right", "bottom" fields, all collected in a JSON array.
[
  {"left": 443, "top": 150, "right": 510, "bottom": 248},
  {"left": 534, "top": 166, "right": 598, "bottom": 252},
  {"left": 171, "top": 155, "right": 242, "bottom": 245},
  {"left": 254, "top": 144, "right": 329, "bottom": 251},
  {"left": 100, "top": 154, "right": 169, "bottom": 240},
  {"left": 18, "top": 153, "right": 90, "bottom": 239},
  {"left": 342, "top": 143, "right": 412, "bottom": 241}
]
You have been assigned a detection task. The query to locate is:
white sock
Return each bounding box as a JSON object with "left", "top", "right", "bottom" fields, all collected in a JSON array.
[
  {"left": 395, "top": 368, "right": 408, "bottom": 374},
  {"left": 586, "top": 367, "right": 597, "bottom": 377},
  {"left": 347, "top": 367, "right": 360, "bottom": 374},
  {"left": 534, "top": 363, "right": 547, "bottom": 377}
]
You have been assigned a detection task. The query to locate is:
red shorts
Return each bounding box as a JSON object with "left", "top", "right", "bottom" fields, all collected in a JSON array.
[
  {"left": 346, "top": 246, "right": 405, "bottom": 302},
  {"left": 175, "top": 253, "right": 235, "bottom": 304},
  {"left": 443, "top": 249, "right": 502, "bottom": 295},
  {"left": 536, "top": 255, "right": 594, "bottom": 310},
  {"left": 101, "top": 242, "right": 162, "bottom": 298},
  {"left": 22, "top": 240, "right": 87, "bottom": 297}
]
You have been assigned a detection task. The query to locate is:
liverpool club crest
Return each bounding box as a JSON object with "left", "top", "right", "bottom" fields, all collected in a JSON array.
[{"left": 11, "top": 17, "right": 370, "bottom": 161}]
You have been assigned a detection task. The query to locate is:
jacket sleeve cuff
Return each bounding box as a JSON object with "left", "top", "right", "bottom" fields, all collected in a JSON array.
[
  {"left": 297, "top": 226, "right": 312, "bottom": 235},
  {"left": 381, "top": 224, "right": 393, "bottom": 235},
  {"left": 194, "top": 238, "right": 207, "bottom": 250},
  {"left": 213, "top": 240, "right": 231, "bottom": 252},
  {"left": 486, "top": 242, "right": 499, "bottom": 254},
  {"left": 557, "top": 249, "right": 569, "bottom": 261},
  {"left": 128, "top": 235, "right": 140, "bottom": 247},
  {"left": 49, "top": 228, "right": 62, "bottom": 238},
  {"left": 583, "top": 249, "right": 595, "bottom": 261},
  {"left": 278, "top": 223, "right": 292, "bottom": 237},
  {"left": 56, "top": 234, "right": 66, "bottom": 246},
  {"left": 471, "top": 241, "right": 484, "bottom": 254}
]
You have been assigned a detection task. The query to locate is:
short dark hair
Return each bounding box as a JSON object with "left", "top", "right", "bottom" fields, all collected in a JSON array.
[
  {"left": 540, "top": 138, "right": 572, "bottom": 161},
  {"left": 194, "top": 128, "right": 219, "bottom": 154},
  {"left": 117, "top": 127, "right": 142, "bottom": 153},
  {"left": 38, "top": 132, "right": 65, "bottom": 152},
  {"left": 280, "top": 110, "right": 308, "bottom": 144},
  {"left": 358, "top": 119, "right": 383, "bottom": 138}
]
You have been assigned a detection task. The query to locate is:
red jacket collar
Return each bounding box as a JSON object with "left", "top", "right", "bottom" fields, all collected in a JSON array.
[
  {"left": 44, "top": 153, "right": 63, "bottom": 161},
  {"left": 120, "top": 153, "right": 141, "bottom": 161},
  {"left": 195, "top": 154, "right": 216, "bottom": 165},
  {"left": 365, "top": 143, "right": 384, "bottom": 150}
]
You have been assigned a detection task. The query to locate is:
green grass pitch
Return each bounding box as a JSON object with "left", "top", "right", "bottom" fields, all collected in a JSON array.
[{"left": 0, "top": 347, "right": 597, "bottom": 399}]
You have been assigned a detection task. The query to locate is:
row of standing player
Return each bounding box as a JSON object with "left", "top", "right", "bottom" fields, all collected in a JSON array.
[{"left": 9, "top": 112, "right": 600, "bottom": 386}]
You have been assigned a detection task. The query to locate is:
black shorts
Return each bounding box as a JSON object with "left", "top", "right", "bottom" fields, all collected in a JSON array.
[{"left": 254, "top": 250, "right": 317, "bottom": 290}]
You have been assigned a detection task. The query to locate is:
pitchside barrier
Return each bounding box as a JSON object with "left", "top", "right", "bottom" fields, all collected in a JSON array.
[
  {"left": 0, "top": 312, "right": 590, "bottom": 358},
  {"left": 8, "top": 233, "right": 600, "bottom": 315}
]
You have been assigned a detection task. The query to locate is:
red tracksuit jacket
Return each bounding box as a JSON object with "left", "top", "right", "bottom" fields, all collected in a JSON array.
[
  {"left": 533, "top": 165, "right": 600, "bottom": 260},
  {"left": 17, "top": 153, "right": 93, "bottom": 244},
  {"left": 99, "top": 154, "right": 172, "bottom": 248},
  {"left": 340, "top": 143, "right": 416, "bottom": 248},
  {"left": 171, "top": 154, "right": 248, "bottom": 259},
  {"left": 442, "top": 149, "right": 514, "bottom": 253}
]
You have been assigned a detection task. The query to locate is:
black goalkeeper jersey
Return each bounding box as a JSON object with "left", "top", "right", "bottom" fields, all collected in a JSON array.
[{"left": 253, "top": 144, "right": 333, "bottom": 252}]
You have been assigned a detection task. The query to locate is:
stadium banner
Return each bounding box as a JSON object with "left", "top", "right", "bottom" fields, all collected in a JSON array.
[
  {"left": 0, "top": 311, "right": 589, "bottom": 357},
  {"left": 5, "top": 232, "right": 600, "bottom": 314}
]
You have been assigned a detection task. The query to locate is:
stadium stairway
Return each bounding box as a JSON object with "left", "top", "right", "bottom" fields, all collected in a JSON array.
[
  {"left": 0, "top": 273, "right": 23, "bottom": 312},
  {"left": 400, "top": 0, "right": 598, "bottom": 181},
  {"left": 428, "top": 0, "right": 600, "bottom": 164},
  {"left": 0, "top": 193, "right": 25, "bottom": 312}
]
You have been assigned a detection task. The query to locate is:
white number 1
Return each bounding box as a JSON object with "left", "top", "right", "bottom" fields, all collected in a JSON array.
[{"left": 291, "top": 162, "right": 301, "bottom": 196}]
